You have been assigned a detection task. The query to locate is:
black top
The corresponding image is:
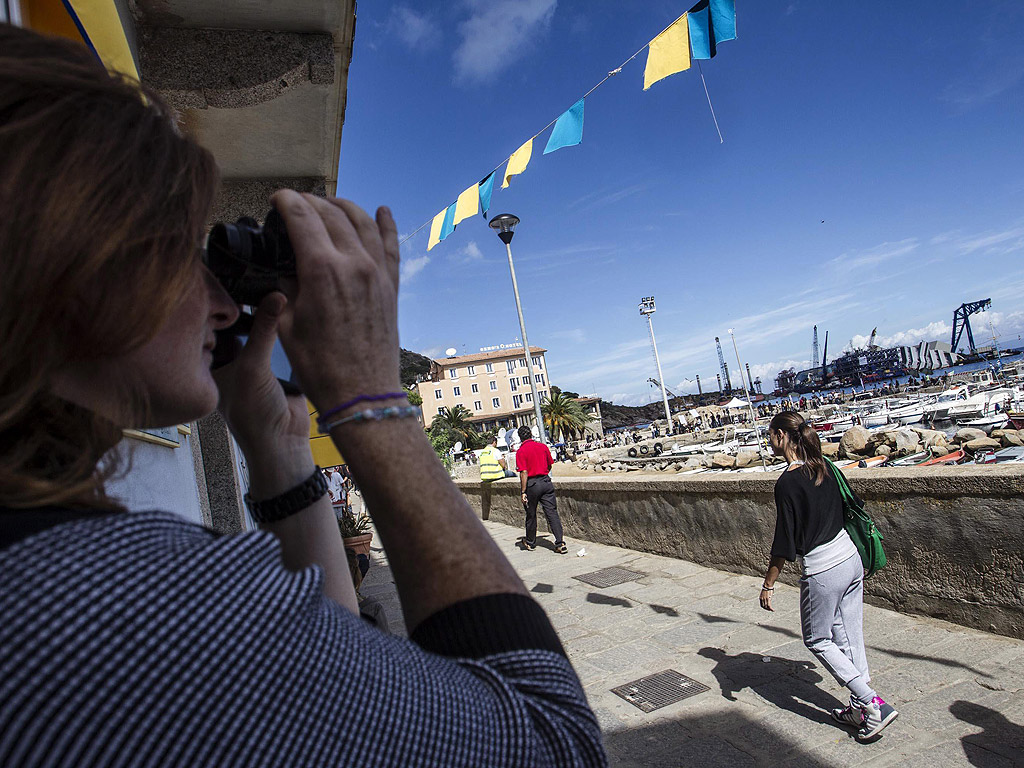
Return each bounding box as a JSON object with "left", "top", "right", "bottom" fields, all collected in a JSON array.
[{"left": 771, "top": 465, "right": 846, "bottom": 561}]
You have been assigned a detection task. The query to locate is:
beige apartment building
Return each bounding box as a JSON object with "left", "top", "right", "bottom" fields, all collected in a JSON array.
[{"left": 417, "top": 347, "right": 550, "bottom": 432}]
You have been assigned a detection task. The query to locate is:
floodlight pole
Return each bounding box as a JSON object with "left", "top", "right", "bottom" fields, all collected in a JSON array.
[
  {"left": 489, "top": 214, "right": 547, "bottom": 443},
  {"left": 640, "top": 297, "right": 673, "bottom": 433},
  {"left": 729, "top": 329, "right": 767, "bottom": 470}
]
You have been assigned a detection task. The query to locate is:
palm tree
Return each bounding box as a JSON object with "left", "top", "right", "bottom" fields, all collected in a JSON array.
[
  {"left": 541, "top": 391, "right": 591, "bottom": 443},
  {"left": 429, "top": 404, "right": 480, "bottom": 448}
]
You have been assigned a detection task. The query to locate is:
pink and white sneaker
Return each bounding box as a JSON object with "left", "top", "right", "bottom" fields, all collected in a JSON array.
[{"left": 855, "top": 696, "right": 899, "bottom": 741}]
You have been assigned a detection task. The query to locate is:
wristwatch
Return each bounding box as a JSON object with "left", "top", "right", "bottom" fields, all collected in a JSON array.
[{"left": 244, "top": 466, "right": 328, "bottom": 524}]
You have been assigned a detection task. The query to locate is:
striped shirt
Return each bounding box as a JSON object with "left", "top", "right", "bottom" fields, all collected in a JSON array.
[{"left": 0, "top": 510, "right": 606, "bottom": 767}]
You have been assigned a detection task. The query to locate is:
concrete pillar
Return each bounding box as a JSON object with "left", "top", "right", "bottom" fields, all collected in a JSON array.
[{"left": 195, "top": 411, "right": 246, "bottom": 534}]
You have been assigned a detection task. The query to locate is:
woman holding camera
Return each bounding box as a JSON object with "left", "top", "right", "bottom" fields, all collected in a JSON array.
[
  {"left": 759, "top": 412, "right": 898, "bottom": 742},
  {"left": 0, "top": 26, "right": 603, "bottom": 767}
]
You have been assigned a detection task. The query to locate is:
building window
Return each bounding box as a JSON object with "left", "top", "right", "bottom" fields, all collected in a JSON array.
[
  {"left": 474, "top": 400, "right": 482, "bottom": 411},
  {"left": 506, "top": 360, "right": 516, "bottom": 375},
  {"left": 509, "top": 378, "right": 518, "bottom": 392},
  {"left": 448, "top": 368, "right": 458, "bottom": 379},
  {"left": 520, "top": 358, "right": 528, "bottom": 368},
  {"left": 437, "top": 407, "right": 444, "bottom": 415},
  {"left": 453, "top": 386, "right": 461, "bottom": 396},
  {"left": 490, "top": 381, "right": 497, "bottom": 391},
  {"left": 485, "top": 363, "right": 494, "bottom": 373},
  {"left": 467, "top": 365, "right": 475, "bottom": 375},
  {"left": 532, "top": 356, "right": 542, "bottom": 369},
  {"left": 535, "top": 374, "right": 545, "bottom": 385},
  {"left": 525, "top": 392, "right": 533, "bottom": 402},
  {"left": 434, "top": 389, "right": 443, "bottom": 400},
  {"left": 471, "top": 383, "right": 479, "bottom": 393},
  {"left": 492, "top": 397, "right": 501, "bottom": 409},
  {"left": 539, "top": 390, "right": 548, "bottom": 402},
  {"left": 513, "top": 394, "right": 523, "bottom": 408}
]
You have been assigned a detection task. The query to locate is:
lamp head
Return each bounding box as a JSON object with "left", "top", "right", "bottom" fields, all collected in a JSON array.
[{"left": 489, "top": 213, "right": 519, "bottom": 245}]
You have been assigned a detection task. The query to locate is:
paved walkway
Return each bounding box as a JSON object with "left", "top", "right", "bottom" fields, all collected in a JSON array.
[{"left": 358, "top": 519, "right": 1024, "bottom": 767}]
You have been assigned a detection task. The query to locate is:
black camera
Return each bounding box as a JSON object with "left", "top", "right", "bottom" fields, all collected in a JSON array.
[
  {"left": 205, "top": 208, "right": 295, "bottom": 306},
  {"left": 206, "top": 209, "right": 301, "bottom": 394}
]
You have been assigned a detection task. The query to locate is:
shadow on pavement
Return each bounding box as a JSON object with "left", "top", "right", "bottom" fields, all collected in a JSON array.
[
  {"left": 531, "top": 582, "right": 554, "bottom": 594},
  {"left": 697, "top": 647, "right": 847, "bottom": 728},
  {"left": 697, "top": 613, "right": 742, "bottom": 624},
  {"left": 950, "top": 700, "right": 1024, "bottom": 766},
  {"left": 588, "top": 592, "right": 632, "bottom": 608},
  {"left": 602, "top": 708, "right": 840, "bottom": 768},
  {"left": 871, "top": 646, "right": 994, "bottom": 679}
]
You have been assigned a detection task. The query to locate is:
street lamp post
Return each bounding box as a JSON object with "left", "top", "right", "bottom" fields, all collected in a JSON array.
[
  {"left": 488, "top": 214, "right": 547, "bottom": 443},
  {"left": 639, "top": 297, "right": 673, "bottom": 433}
]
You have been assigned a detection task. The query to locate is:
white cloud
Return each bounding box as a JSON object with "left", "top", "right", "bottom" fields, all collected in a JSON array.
[
  {"left": 608, "top": 392, "right": 654, "bottom": 407},
  {"left": 954, "top": 224, "right": 1024, "bottom": 256},
  {"left": 400, "top": 254, "right": 430, "bottom": 282},
  {"left": 453, "top": 0, "right": 557, "bottom": 85},
  {"left": 829, "top": 238, "right": 919, "bottom": 273},
  {"left": 449, "top": 240, "right": 484, "bottom": 263},
  {"left": 387, "top": 6, "right": 440, "bottom": 50},
  {"left": 550, "top": 328, "right": 587, "bottom": 344}
]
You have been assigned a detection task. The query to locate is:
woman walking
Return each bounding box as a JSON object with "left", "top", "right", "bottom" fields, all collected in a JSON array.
[{"left": 759, "top": 412, "right": 898, "bottom": 741}]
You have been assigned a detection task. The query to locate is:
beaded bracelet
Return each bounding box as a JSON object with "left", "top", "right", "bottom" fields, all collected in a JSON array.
[
  {"left": 319, "top": 405, "right": 420, "bottom": 433},
  {"left": 316, "top": 392, "right": 408, "bottom": 429}
]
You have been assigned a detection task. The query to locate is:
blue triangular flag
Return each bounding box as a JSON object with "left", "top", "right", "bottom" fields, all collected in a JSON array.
[
  {"left": 543, "top": 98, "right": 585, "bottom": 155},
  {"left": 687, "top": 0, "right": 735, "bottom": 60},
  {"left": 478, "top": 172, "right": 495, "bottom": 217},
  {"left": 440, "top": 202, "right": 457, "bottom": 240}
]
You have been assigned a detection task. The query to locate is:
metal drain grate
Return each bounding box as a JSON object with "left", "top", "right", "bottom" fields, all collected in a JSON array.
[
  {"left": 611, "top": 670, "right": 710, "bottom": 713},
  {"left": 573, "top": 566, "right": 646, "bottom": 588}
]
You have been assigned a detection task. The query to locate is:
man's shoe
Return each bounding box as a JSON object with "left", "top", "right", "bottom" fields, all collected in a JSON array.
[
  {"left": 831, "top": 697, "right": 865, "bottom": 728},
  {"left": 855, "top": 696, "right": 899, "bottom": 741},
  {"left": 554, "top": 542, "right": 568, "bottom": 554},
  {"left": 519, "top": 538, "right": 536, "bottom": 551}
]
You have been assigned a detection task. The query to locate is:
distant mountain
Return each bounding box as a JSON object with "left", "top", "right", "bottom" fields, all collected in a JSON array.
[{"left": 400, "top": 348, "right": 433, "bottom": 389}]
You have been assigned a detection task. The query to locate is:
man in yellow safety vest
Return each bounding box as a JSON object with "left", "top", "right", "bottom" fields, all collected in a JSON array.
[{"left": 479, "top": 435, "right": 514, "bottom": 482}]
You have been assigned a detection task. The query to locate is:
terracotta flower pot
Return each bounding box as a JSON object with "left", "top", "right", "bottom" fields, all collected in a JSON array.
[{"left": 342, "top": 532, "right": 373, "bottom": 559}]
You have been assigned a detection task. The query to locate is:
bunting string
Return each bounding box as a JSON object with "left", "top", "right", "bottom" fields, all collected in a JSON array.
[{"left": 401, "top": 0, "right": 737, "bottom": 249}]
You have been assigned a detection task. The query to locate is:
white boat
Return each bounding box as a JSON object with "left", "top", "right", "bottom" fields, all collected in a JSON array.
[
  {"left": 952, "top": 388, "right": 1014, "bottom": 424},
  {"left": 889, "top": 402, "right": 925, "bottom": 425},
  {"left": 960, "top": 413, "right": 1009, "bottom": 433},
  {"left": 862, "top": 410, "right": 890, "bottom": 428},
  {"left": 923, "top": 385, "right": 971, "bottom": 422}
]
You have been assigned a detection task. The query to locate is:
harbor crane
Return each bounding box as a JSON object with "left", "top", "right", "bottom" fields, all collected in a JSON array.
[
  {"left": 647, "top": 378, "right": 679, "bottom": 400},
  {"left": 811, "top": 325, "right": 819, "bottom": 369},
  {"left": 951, "top": 299, "right": 992, "bottom": 355},
  {"left": 714, "top": 337, "right": 732, "bottom": 394}
]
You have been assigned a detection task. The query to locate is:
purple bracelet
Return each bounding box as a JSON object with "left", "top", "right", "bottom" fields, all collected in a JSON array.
[{"left": 317, "top": 392, "right": 408, "bottom": 427}]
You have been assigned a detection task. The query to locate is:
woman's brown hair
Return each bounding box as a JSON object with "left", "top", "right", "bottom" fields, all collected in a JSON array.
[
  {"left": 0, "top": 25, "right": 219, "bottom": 509},
  {"left": 769, "top": 411, "right": 829, "bottom": 486}
]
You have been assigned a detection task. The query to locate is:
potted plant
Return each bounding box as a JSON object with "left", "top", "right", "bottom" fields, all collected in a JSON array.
[{"left": 337, "top": 505, "right": 373, "bottom": 556}]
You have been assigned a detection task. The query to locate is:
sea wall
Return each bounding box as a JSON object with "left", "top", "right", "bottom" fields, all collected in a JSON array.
[{"left": 457, "top": 466, "right": 1024, "bottom": 640}]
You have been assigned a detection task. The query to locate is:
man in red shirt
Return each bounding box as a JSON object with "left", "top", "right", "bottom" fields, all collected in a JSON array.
[{"left": 515, "top": 425, "right": 567, "bottom": 554}]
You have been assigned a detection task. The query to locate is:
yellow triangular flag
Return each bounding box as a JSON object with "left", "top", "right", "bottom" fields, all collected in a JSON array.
[
  {"left": 502, "top": 138, "right": 533, "bottom": 189},
  {"left": 427, "top": 209, "right": 446, "bottom": 251},
  {"left": 453, "top": 183, "right": 479, "bottom": 226},
  {"left": 643, "top": 13, "right": 690, "bottom": 91}
]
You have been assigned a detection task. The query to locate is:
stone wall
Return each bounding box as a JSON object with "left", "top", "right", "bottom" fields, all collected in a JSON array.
[{"left": 457, "top": 466, "right": 1024, "bottom": 640}]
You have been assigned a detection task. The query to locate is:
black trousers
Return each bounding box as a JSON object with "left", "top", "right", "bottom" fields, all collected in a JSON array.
[{"left": 524, "top": 475, "right": 563, "bottom": 545}]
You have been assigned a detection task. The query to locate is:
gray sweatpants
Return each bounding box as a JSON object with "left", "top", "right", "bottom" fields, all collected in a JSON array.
[{"left": 799, "top": 552, "right": 873, "bottom": 699}]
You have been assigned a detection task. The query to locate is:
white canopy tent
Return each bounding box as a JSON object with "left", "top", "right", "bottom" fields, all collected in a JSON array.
[{"left": 723, "top": 397, "right": 751, "bottom": 409}]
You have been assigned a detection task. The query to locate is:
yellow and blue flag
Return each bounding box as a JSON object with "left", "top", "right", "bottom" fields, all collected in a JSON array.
[{"left": 687, "top": 0, "right": 736, "bottom": 60}]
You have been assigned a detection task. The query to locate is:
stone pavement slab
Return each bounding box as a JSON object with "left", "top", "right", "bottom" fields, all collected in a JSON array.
[{"left": 361, "top": 515, "right": 1024, "bottom": 766}]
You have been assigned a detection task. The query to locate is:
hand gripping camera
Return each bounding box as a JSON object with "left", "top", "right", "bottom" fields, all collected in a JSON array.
[{"left": 205, "top": 209, "right": 300, "bottom": 394}]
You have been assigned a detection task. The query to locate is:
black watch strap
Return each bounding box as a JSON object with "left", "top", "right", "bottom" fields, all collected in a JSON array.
[{"left": 245, "top": 466, "right": 328, "bottom": 524}]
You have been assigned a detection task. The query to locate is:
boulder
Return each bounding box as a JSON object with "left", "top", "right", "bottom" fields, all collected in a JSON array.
[
  {"left": 685, "top": 457, "right": 703, "bottom": 468},
  {"left": 839, "top": 426, "right": 871, "bottom": 458},
  {"left": 735, "top": 450, "right": 760, "bottom": 468},
  {"left": 894, "top": 430, "right": 921, "bottom": 456},
  {"left": 875, "top": 445, "right": 892, "bottom": 457},
  {"left": 821, "top": 442, "right": 840, "bottom": 459},
  {"left": 922, "top": 433, "right": 948, "bottom": 450},
  {"left": 929, "top": 445, "right": 949, "bottom": 457},
  {"left": 955, "top": 427, "right": 988, "bottom": 444},
  {"left": 998, "top": 430, "right": 1023, "bottom": 447},
  {"left": 913, "top": 427, "right": 946, "bottom": 444},
  {"left": 711, "top": 453, "right": 736, "bottom": 469},
  {"left": 700, "top": 455, "right": 714, "bottom": 468},
  {"left": 965, "top": 437, "right": 1001, "bottom": 454}
]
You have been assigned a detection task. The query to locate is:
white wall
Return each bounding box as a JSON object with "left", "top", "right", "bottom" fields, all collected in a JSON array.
[{"left": 105, "top": 431, "right": 205, "bottom": 526}]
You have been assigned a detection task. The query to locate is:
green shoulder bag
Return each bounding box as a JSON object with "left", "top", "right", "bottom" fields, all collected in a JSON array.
[{"left": 825, "top": 458, "right": 887, "bottom": 578}]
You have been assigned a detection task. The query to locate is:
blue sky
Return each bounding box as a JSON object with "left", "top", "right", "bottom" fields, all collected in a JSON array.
[{"left": 337, "top": 1, "right": 1024, "bottom": 405}]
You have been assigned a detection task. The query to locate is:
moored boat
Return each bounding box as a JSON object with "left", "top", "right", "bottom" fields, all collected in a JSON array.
[{"left": 920, "top": 449, "right": 965, "bottom": 466}]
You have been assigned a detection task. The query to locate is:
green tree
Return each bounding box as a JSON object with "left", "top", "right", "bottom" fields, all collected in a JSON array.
[
  {"left": 428, "top": 404, "right": 483, "bottom": 449},
  {"left": 405, "top": 387, "right": 422, "bottom": 407},
  {"left": 541, "top": 391, "right": 591, "bottom": 443}
]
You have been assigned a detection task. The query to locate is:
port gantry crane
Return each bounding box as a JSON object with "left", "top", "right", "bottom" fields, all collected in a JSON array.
[
  {"left": 647, "top": 378, "right": 678, "bottom": 400},
  {"left": 714, "top": 337, "right": 732, "bottom": 395},
  {"left": 951, "top": 299, "right": 992, "bottom": 355}
]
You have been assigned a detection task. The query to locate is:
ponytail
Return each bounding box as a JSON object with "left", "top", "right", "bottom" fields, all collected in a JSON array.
[{"left": 769, "top": 412, "right": 828, "bottom": 486}]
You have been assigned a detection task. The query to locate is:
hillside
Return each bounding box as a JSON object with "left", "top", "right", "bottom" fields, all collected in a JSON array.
[
  {"left": 400, "top": 348, "right": 433, "bottom": 389},
  {"left": 598, "top": 400, "right": 669, "bottom": 430}
]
